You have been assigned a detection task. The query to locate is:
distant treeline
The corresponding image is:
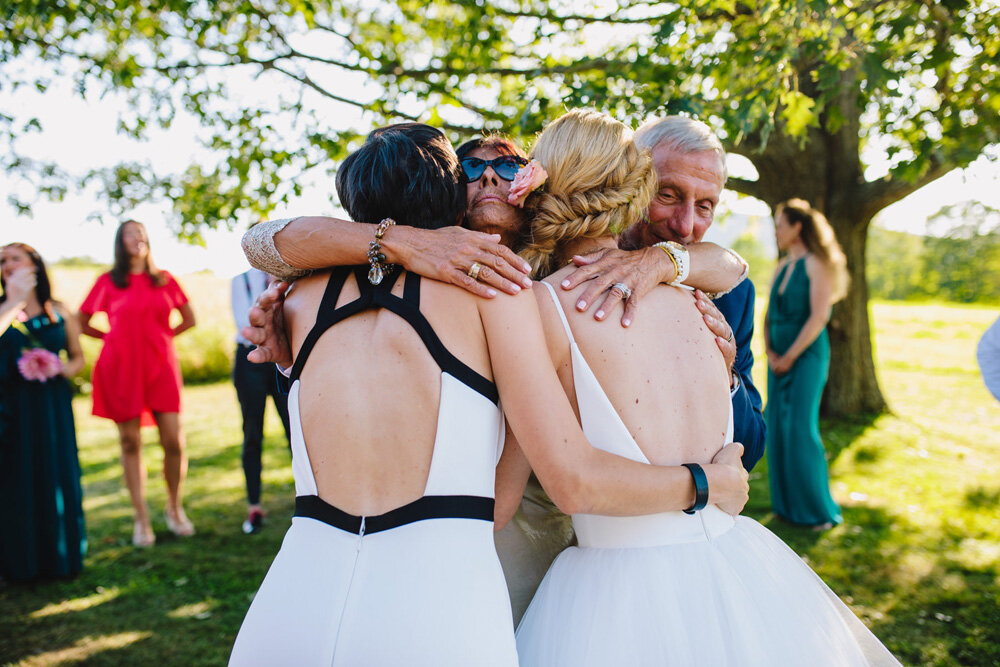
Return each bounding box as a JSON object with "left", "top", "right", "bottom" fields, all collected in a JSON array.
[
  {"left": 729, "top": 222, "right": 1000, "bottom": 305},
  {"left": 866, "top": 226, "right": 1000, "bottom": 303}
]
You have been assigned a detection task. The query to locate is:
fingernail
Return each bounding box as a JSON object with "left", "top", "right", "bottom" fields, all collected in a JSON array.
[
  {"left": 522, "top": 277, "right": 532, "bottom": 288},
  {"left": 561, "top": 279, "right": 570, "bottom": 288},
  {"left": 487, "top": 288, "right": 497, "bottom": 297},
  {"left": 510, "top": 284, "right": 521, "bottom": 293},
  {"left": 577, "top": 300, "right": 587, "bottom": 310},
  {"left": 595, "top": 310, "right": 604, "bottom": 319}
]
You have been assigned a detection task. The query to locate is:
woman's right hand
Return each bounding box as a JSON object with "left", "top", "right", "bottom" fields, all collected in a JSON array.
[
  {"left": 4, "top": 266, "right": 36, "bottom": 304},
  {"left": 244, "top": 281, "right": 293, "bottom": 368},
  {"left": 395, "top": 226, "right": 533, "bottom": 298},
  {"left": 706, "top": 442, "right": 750, "bottom": 515}
]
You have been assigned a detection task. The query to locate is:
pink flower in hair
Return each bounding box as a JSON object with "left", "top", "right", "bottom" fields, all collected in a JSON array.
[
  {"left": 17, "top": 348, "right": 63, "bottom": 382},
  {"left": 507, "top": 160, "right": 548, "bottom": 208}
]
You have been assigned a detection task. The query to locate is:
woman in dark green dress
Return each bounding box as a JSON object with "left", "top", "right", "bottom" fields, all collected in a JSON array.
[
  {"left": 0, "top": 243, "right": 87, "bottom": 581},
  {"left": 765, "top": 200, "right": 849, "bottom": 529}
]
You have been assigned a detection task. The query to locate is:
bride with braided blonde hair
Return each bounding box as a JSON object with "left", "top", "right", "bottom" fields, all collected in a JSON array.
[
  {"left": 517, "top": 109, "right": 657, "bottom": 279},
  {"left": 501, "top": 109, "right": 900, "bottom": 665}
]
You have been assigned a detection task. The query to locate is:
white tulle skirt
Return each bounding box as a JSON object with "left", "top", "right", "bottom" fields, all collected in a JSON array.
[{"left": 515, "top": 506, "right": 900, "bottom": 666}]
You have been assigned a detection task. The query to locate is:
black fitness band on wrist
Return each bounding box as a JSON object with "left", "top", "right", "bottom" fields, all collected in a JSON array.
[{"left": 682, "top": 463, "right": 709, "bottom": 515}]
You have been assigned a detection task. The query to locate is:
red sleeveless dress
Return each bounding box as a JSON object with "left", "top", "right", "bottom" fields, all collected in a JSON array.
[{"left": 80, "top": 271, "right": 188, "bottom": 425}]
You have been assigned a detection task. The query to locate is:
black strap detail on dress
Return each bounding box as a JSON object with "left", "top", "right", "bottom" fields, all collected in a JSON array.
[
  {"left": 288, "top": 267, "right": 498, "bottom": 404},
  {"left": 288, "top": 266, "right": 353, "bottom": 383},
  {"left": 295, "top": 494, "right": 495, "bottom": 535}
]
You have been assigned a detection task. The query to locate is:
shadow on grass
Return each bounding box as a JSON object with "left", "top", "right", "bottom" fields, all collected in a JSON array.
[
  {"left": 820, "top": 411, "right": 883, "bottom": 462},
  {"left": 963, "top": 485, "right": 1000, "bottom": 509},
  {"left": 744, "top": 443, "right": 1000, "bottom": 665},
  {"left": 0, "top": 509, "right": 291, "bottom": 666}
]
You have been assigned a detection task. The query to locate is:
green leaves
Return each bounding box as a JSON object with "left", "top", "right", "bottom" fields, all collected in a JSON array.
[
  {"left": 779, "top": 90, "right": 818, "bottom": 137},
  {"left": 1, "top": 0, "right": 997, "bottom": 232}
]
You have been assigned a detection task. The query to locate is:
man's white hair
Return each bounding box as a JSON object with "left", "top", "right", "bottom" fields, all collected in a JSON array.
[{"left": 633, "top": 115, "right": 727, "bottom": 181}]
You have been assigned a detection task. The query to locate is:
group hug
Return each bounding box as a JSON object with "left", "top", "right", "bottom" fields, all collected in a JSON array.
[{"left": 225, "top": 109, "right": 901, "bottom": 665}]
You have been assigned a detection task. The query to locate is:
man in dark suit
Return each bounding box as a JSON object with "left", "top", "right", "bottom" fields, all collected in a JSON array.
[{"left": 622, "top": 115, "right": 765, "bottom": 470}]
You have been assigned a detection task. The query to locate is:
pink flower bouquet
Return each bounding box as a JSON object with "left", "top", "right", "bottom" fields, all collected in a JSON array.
[
  {"left": 17, "top": 347, "right": 63, "bottom": 382},
  {"left": 507, "top": 160, "right": 548, "bottom": 208}
]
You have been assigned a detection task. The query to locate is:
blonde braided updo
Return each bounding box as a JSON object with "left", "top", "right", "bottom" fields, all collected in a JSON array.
[{"left": 520, "top": 110, "right": 658, "bottom": 278}]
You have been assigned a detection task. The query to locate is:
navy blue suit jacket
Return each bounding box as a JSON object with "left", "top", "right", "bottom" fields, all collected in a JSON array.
[{"left": 713, "top": 279, "right": 766, "bottom": 471}]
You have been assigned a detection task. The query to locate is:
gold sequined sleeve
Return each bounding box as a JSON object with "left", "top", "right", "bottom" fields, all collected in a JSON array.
[{"left": 241, "top": 218, "right": 311, "bottom": 282}]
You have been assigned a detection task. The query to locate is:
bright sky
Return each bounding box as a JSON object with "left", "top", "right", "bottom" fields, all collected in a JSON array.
[{"left": 3, "top": 71, "right": 998, "bottom": 279}]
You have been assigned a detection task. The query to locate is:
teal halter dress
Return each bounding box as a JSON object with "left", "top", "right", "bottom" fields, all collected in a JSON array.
[{"left": 765, "top": 257, "right": 842, "bottom": 527}]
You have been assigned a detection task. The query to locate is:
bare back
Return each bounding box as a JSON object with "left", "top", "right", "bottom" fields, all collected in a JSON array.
[
  {"left": 284, "top": 267, "right": 495, "bottom": 516},
  {"left": 540, "top": 266, "right": 730, "bottom": 466}
]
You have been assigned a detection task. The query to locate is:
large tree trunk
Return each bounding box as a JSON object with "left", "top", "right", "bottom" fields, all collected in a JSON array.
[
  {"left": 822, "top": 218, "right": 888, "bottom": 417},
  {"left": 737, "top": 61, "right": 889, "bottom": 419}
]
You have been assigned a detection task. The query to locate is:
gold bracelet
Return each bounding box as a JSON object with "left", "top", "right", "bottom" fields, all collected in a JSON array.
[
  {"left": 367, "top": 218, "right": 396, "bottom": 285},
  {"left": 654, "top": 242, "right": 680, "bottom": 283}
]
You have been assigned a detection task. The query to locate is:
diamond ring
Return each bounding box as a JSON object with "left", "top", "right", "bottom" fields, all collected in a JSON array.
[{"left": 611, "top": 282, "right": 632, "bottom": 300}]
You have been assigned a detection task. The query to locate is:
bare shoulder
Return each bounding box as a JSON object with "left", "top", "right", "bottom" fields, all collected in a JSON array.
[
  {"left": 284, "top": 269, "right": 332, "bottom": 325},
  {"left": 286, "top": 270, "right": 331, "bottom": 303},
  {"left": 803, "top": 253, "right": 831, "bottom": 279}
]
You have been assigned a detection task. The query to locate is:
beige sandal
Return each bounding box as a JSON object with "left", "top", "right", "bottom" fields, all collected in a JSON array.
[
  {"left": 133, "top": 521, "right": 156, "bottom": 548},
  {"left": 165, "top": 508, "right": 196, "bottom": 537}
]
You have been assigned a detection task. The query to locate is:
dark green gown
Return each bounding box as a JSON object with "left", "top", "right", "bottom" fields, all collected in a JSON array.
[
  {"left": 765, "top": 257, "right": 842, "bottom": 527},
  {"left": 0, "top": 312, "right": 87, "bottom": 581}
]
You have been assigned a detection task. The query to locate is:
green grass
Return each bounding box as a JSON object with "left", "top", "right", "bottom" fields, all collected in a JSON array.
[
  {"left": 743, "top": 300, "right": 1000, "bottom": 666},
  {"left": 2, "top": 300, "right": 999, "bottom": 665},
  {"left": 0, "top": 385, "right": 294, "bottom": 666}
]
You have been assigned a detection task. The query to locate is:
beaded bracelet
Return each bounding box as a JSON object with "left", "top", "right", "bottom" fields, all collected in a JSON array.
[{"left": 367, "top": 218, "right": 396, "bottom": 285}]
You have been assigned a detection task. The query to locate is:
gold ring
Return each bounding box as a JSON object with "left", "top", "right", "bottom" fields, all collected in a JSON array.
[{"left": 467, "top": 262, "right": 482, "bottom": 280}]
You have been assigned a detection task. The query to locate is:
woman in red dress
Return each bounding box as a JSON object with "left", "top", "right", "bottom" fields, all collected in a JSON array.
[{"left": 79, "top": 220, "right": 197, "bottom": 547}]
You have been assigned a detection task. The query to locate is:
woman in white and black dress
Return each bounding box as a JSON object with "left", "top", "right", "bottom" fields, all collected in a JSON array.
[
  {"left": 228, "top": 122, "right": 750, "bottom": 666},
  {"left": 501, "top": 110, "right": 899, "bottom": 666}
]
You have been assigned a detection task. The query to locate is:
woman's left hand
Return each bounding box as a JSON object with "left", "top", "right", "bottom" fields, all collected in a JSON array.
[
  {"left": 561, "top": 247, "right": 666, "bottom": 327},
  {"left": 5, "top": 266, "right": 36, "bottom": 304},
  {"left": 770, "top": 353, "right": 794, "bottom": 375},
  {"left": 694, "top": 290, "right": 736, "bottom": 380}
]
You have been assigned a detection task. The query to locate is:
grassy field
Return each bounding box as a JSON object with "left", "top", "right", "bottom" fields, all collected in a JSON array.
[{"left": 1, "top": 296, "right": 998, "bottom": 666}]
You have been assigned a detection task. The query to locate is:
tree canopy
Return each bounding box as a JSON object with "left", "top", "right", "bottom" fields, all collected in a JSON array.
[
  {"left": 4, "top": 1, "right": 996, "bottom": 230},
  {"left": 3, "top": 0, "right": 998, "bottom": 413}
]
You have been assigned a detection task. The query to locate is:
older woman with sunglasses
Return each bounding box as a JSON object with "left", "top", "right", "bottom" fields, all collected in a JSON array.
[{"left": 455, "top": 143, "right": 531, "bottom": 251}]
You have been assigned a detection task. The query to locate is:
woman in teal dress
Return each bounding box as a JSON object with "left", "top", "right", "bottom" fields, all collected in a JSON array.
[
  {"left": 765, "top": 199, "right": 849, "bottom": 529},
  {"left": 0, "top": 243, "right": 87, "bottom": 581}
]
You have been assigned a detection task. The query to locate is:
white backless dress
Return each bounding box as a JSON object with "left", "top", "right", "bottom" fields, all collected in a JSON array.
[
  {"left": 515, "top": 283, "right": 900, "bottom": 666},
  {"left": 230, "top": 267, "right": 518, "bottom": 666}
]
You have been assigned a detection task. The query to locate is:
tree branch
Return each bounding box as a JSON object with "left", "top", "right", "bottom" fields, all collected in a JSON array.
[
  {"left": 270, "top": 64, "right": 480, "bottom": 134},
  {"left": 386, "top": 57, "right": 613, "bottom": 79},
  {"left": 725, "top": 176, "right": 768, "bottom": 201},
  {"left": 449, "top": 0, "right": 752, "bottom": 25},
  {"left": 860, "top": 154, "right": 952, "bottom": 217}
]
